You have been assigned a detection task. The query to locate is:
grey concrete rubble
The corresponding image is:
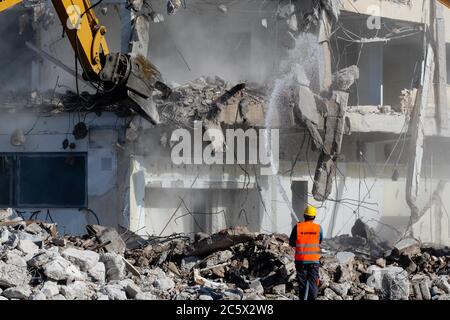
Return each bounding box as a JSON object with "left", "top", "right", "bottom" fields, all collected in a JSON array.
[{"left": 1, "top": 220, "right": 450, "bottom": 300}]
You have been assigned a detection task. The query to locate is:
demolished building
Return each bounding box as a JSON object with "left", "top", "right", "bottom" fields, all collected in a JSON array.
[{"left": 1, "top": 0, "right": 450, "bottom": 258}]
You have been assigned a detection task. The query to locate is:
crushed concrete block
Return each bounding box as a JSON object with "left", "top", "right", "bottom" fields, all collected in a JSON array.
[
  {"left": 17, "top": 239, "right": 39, "bottom": 256},
  {"left": 0, "top": 208, "right": 15, "bottom": 222},
  {"left": 199, "top": 294, "right": 213, "bottom": 300},
  {"left": 43, "top": 256, "right": 85, "bottom": 281},
  {"left": 435, "top": 276, "right": 450, "bottom": 294},
  {"left": 297, "top": 86, "right": 319, "bottom": 124},
  {"left": 59, "top": 281, "right": 90, "bottom": 300},
  {"left": 100, "top": 253, "right": 126, "bottom": 281},
  {"left": 332, "top": 65, "right": 359, "bottom": 91},
  {"left": 0, "top": 296, "right": 8, "bottom": 300},
  {"left": 364, "top": 294, "right": 379, "bottom": 300},
  {"left": 6, "top": 251, "right": 27, "bottom": 268},
  {"left": 155, "top": 276, "right": 175, "bottom": 291},
  {"left": 62, "top": 248, "right": 99, "bottom": 271},
  {"left": 88, "top": 262, "right": 106, "bottom": 283},
  {"left": 2, "top": 285, "right": 32, "bottom": 300},
  {"left": 420, "top": 280, "right": 431, "bottom": 300},
  {"left": 96, "top": 294, "right": 109, "bottom": 300},
  {"left": 319, "top": 267, "right": 331, "bottom": 290},
  {"left": 323, "top": 288, "right": 342, "bottom": 300},
  {"left": 102, "top": 284, "right": 127, "bottom": 300},
  {"left": 124, "top": 281, "right": 141, "bottom": 299},
  {"left": 0, "top": 261, "right": 31, "bottom": 288},
  {"left": 367, "top": 265, "right": 410, "bottom": 300},
  {"left": 135, "top": 292, "right": 156, "bottom": 300},
  {"left": 94, "top": 226, "right": 126, "bottom": 255},
  {"left": 272, "top": 284, "right": 286, "bottom": 295},
  {"left": 29, "top": 292, "right": 47, "bottom": 300},
  {"left": 28, "top": 250, "right": 60, "bottom": 268},
  {"left": 329, "top": 282, "right": 351, "bottom": 297},
  {"left": 41, "top": 281, "right": 59, "bottom": 298},
  {"left": 0, "top": 228, "right": 10, "bottom": 244},
  {"left": 51, "top": 294, "right": 66, "bottom": 300},
  {"left": 394, "top": 238, "right": 421, "bottom": 257}
]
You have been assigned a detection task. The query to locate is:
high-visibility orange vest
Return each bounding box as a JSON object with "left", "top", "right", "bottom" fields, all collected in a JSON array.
[{"left": 295, "top": 221, "right": 321, "bottom": 262}]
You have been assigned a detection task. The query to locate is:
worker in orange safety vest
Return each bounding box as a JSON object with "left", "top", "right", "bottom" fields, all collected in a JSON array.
[{"left": 289, "top": 205, "right": 323, "bottom": 300}]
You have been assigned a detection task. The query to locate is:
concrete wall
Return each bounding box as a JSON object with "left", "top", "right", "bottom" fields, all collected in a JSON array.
[
  {"left": 341, "top": 0, "right": 431, "bottom": 25},
  {"left": 126, "top": 129, "right": 450, "bottom": 245},
  {"left": 0, "top": 111, "right": 124, "bottom": 235}
]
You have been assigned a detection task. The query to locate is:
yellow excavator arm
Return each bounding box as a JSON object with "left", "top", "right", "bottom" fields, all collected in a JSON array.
[
  {"left": 438, "top": 0, "right": 450, "bottom": 9},
  {"left": 0, "top": 0, "right": 170, "bottom": 124},
  {"left": 1, "top": 0, "right": 109, "bottom": 76}
]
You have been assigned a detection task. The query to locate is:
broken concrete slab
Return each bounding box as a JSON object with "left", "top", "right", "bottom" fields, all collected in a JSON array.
[
  {"left": 41, "top": 281, "right": 59, "bottom": 298},
  {"left": 60, "top": 281, "right": 90, "bottom": 300},
  {"left": 124, "top": 281, "right": 141, "bottom": 299},
  {"left": 332, "top": 65, "right": 359, "bottom": 91},
  {"left": 0, "top": 261, "right": 31, "bottom": 288},
  {"left": 393, "top": 238, "right": 421, "bottom": 257},
  {"left": 102, "top": 284, "right": 127, "bottom": 300},
  {"left": 17, "top": 239, "right": 39, "bottom": 256},
  {"left": 434, "top": 276, "right": 450, "bottom": 294},
  {"left": 87, "top": 262, "right": 106, "bottom": 283},
  {"left": 87, "top": 225, "right": 126, "bottom": 255},
  {"left": 297, "top": 86, "right": 319, "bottom": 124},
  {"left": 100, "top": 252, "right": 126, "bottom": 281},
  {"left": 1, "top": 285, "right": 32, "bottom": 300},
  {"left": 28, "top": 250, "right": 60, "bottom": 268},
  {"left": 62, "top": 248, "right": 100, "bottom": 271},
  {"left": 135, "top": 291, "right": 156, "bottom": 300},
  {"left": 366, "top": 265, "right": 410, "bottom": 300},
  {"left": 5, "top": 251, "right": 27, "bottom": 268},
  {"left": 29, "top": 292, "right": 47, "bottom": 300},
  {"left": 43, "top": 256, "right": 85, "bottom": 282},
  {"left": 188, "top": 226, "right": 255, "bottom": 257}
]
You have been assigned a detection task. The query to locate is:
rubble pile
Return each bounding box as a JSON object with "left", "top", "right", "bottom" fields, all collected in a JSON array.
[
  {"left": 1, "top": 218, "right": 450, "bottom": 300},
  {"left": 155, "top": 76, "right": 265, "bottom": 126}
]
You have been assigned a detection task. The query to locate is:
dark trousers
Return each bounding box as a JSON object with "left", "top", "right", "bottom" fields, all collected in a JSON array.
[{"left": 296, "top": 263, "right": 320, "bottom": 300}]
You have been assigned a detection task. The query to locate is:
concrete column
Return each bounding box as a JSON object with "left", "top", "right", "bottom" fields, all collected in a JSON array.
[{"left": 129, "top": 157, "right": 147, "bottom": 235}]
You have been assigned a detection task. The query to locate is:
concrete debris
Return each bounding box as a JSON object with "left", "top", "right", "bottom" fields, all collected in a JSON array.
[
  {"left": 100, "top": 253, "right": 126, "bottom": 281},
  {"left": 41, "top": 281, "right": 59, "bottom": 298},
  {"left": 366, "top": 265, "right": 410, "bottom": 300},
  {"left": 332, "top": 65, "right": 359, "bottom": 91},
  {"left": 1, "top": 220, "right": 450, "bottom": 300},
  {"left": 62, "top": 248, "right": 100, "bottom": 271},
  {"left": 0, "top": 260, "right": 31, "bottom": 288},
  {"left": 2, "top": 285, "right": 32, "bottom": 299},
  {"left": 397, "top": 88, "right": 417, "bottom": 114},
  {"left": 156, "top": 77, "right": 264, "bottom": 127},
  {"left": 43, "top": 256, "right": 85, "bottom": 281}
]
